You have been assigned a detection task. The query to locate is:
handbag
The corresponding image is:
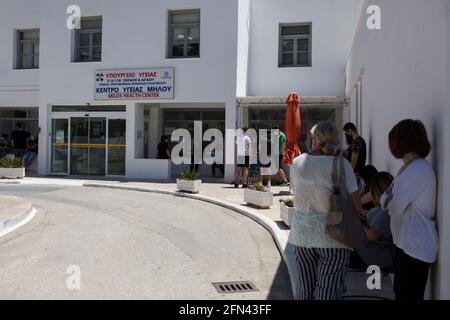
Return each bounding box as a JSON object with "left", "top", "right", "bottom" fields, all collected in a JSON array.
[{"left": 325, "top": 156, "right": 366, "bottom": 249}]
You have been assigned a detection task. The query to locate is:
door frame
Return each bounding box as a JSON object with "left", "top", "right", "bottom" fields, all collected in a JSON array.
[{"left": 48, "top": 111, "right": 126, "bottom": 177}]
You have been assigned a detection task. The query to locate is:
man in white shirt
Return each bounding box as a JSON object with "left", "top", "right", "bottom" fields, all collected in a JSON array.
[{"left": 234, "top": 128, "right": 252, "bottom": 188}]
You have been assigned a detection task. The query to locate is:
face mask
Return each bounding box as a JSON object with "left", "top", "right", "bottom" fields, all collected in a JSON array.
[{"left": 345, "top": 134, "right": 354, "bottom": 145}]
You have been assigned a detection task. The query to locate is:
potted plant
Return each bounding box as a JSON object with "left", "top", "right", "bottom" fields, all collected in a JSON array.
[
  {"left": 176, "top": 171, "right": 201, "bottom": 193},
  {"left": 0, "top": 158, "right": 25, "bottom": 179},
  {"left": 279, "top": 198, "right": 295, "bottom": 227},
  {"left": 244, "top": 182, "right": 273, "bottom": 209}
]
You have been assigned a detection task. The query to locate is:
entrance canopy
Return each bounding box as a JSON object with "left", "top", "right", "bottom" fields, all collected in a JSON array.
[
  {"left": 237, "top": 96, "right": 348, "bottom": 109},
  {"left": 237, "top": 96, "right": 348, "bottom": 153}
]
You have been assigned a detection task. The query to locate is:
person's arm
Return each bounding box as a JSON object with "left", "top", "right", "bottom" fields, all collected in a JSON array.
[
  {"left": 363, "top": 226, "right": 382, "bottom": 241},
  {"left": 280, "top": 137, "right": 286, "bottom": 153},
  {"left": 343, "top": 158, "right": 367, "bottom": 218},
  {"left": 361, "top": 192, "right": 373, "bottom": 206},
  {"left": 351, "top": 191, "right": 368, "bottom": 219},
  {"left": 381, "top": 167, "right": 427, "bottom": 215},
  {"left": 351, "top": 152, "right": 359, "bottom": 170}
]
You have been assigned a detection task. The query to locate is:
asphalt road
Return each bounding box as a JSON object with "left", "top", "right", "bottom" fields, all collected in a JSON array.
[{"left": 0, "top": 184, "right": 292, "bottom": 300}]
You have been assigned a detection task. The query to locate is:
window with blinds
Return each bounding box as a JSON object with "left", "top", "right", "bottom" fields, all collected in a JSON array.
[
  {"left": 75, "top": 17, "right": 102, "bottom": 62},
  {"left": 17, "top": 30, "right": 39, "bottom": 69},
  {"left": 168, "top": 10, "right": 200, "bottom": 58},
  {"left": 279, "top": 23, "right": 312, "bottom": 67}
]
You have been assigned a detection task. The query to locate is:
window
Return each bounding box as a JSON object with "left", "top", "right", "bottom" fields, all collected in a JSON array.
[
  {"left": 74, "top": 17, "right": 102, "bottom": 62},
  {"left": 168, "top": 10, "right": 200, "bottom": 58},
  {"left": 279, "top": 23, "right": 312, "bottom": 67},
  {"left": 16, "top": 30, "right": 39, "bottom": 69}
]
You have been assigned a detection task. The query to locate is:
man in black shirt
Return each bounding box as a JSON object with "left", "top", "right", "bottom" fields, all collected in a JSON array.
[
  {"left": 156, "top": 135, "right": 171, "bottom": 159},
  {"left": 343, "top": 122, "right": 367, "bottom": 174},
  {"left": 11, "top": 122, "right": 31, "bottom": 157}
]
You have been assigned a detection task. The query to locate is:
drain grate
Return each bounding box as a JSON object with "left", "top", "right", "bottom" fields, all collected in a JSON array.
[{"left": 213, "top": 281, "right": 259, "bottom": 293}]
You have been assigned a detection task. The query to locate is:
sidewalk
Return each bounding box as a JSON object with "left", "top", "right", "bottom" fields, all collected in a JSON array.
[
  {"left": 3, "top": 176, "right": 395, "bottom": 299},
  {"left": 0, "top": 196, "right": 35, "bottom": 237}
]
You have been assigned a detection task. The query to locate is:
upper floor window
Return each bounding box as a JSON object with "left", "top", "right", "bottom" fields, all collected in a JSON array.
[
  {"left": 279, "top": 23, "right": 312, "bottom": 67},
  {"left": 168, "top": 10, "right": 200, "bottom": 58},
  {"left": 74, "top": 17, "right": 102, "bottom": 62},
  {"left": 17, "top": 30, "right": 39, "bottom": 69}
]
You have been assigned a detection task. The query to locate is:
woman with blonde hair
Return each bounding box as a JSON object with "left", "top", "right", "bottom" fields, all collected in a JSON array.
[{"left": 289, "top": 121, "right": 366, "bottom": 300}]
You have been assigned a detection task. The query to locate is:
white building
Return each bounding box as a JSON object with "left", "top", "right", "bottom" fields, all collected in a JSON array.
[
  {"left": 1, "top": 0, "right": 449, "bottom": 300},
  {"left": 345, "top": 0, "right": 450, "bottom": 299},
  {"left": 0, "top": 0, "right": 361, "bottom": 181}
]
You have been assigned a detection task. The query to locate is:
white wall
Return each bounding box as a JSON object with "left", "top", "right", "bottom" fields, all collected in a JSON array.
[
  {"left": 248, "top": 0, "right": 363, "bottom": 97},
  {"left": 0, "top": 0, "right": 42, "bottom": 107},
  {"left": 346, "top": 0, "right": 450, "bottom": 299},
  {"left": 37, "top": 0, "right": 239, "bottom": 104},
  {"left": 442, "top": 0, "right": 450, "bottom": 299}
]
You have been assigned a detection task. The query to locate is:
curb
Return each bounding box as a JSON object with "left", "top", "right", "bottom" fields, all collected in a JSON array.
[
  {"left": 83, "top": 183, "right": 297, "bottom": 295},
  {"left": 0, "top": 202, "right": 36, "bottom": 238}
]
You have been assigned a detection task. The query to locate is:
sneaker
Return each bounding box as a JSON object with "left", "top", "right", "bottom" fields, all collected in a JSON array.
[
  {"left": 280, "top": 181, "right": 289, "bottom": 187},
  {"left": 242, "top": 184, "right": 248, "bottom": 189},
  {"left": 234, "top": 183, "right": 239, "bottom": 188}
]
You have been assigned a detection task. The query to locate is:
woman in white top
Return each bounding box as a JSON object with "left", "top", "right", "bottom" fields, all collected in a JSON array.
[
  {"left": 381, "top": 119, "right": 438, "bottom": 300},
  {"left": 289, "top": 121, "right": 366, "bottom": 300}
]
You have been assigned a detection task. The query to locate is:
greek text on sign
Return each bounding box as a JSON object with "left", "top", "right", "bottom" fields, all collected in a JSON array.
[{"left": 95, "top": 68, "right": 174, "bottom": 100}]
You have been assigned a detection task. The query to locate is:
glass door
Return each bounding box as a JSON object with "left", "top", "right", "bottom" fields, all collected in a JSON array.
[
  {"left": 51, "top": 119, "right": 69, "bottom": 174},
  {"left": 70, "top": 117, "right": 107, "bottom": 176},
  {"left": 88, "top": 118, "right": 107, "bottom": 175},
  {"left": 107, "top": 119, "right": 126, "bottom": 176},
  {"left": 70, "top": 118, "right": 89, "bottom": 175},
  {"left": 51, "top": 115, "right": 125, "bottom": 176}
]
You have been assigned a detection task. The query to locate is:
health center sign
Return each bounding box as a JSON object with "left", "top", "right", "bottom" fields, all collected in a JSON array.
[{"left": 95, "top": 68, "right": 174, "bottom": 100}]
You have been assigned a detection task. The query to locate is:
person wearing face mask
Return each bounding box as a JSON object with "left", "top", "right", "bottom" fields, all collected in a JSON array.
[{"left": 343, "top": 123, "right": 367, "bottom": 175}]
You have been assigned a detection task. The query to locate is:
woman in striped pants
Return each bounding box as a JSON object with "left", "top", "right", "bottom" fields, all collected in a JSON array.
[{"left": 289, "top": 121, "right": 365, "bottom": 300}]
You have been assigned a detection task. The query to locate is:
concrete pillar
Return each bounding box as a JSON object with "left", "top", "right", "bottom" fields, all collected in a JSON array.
[
  {"left": 148, "top": 106, "right": 160, "bottom": 159},
  {"left": 38, "top": 102, "right": 49, "bottom": 176},
  {"left": 224, "top": 99, "right": 237, "bottom": 182},
  {"left": 134, "top": 104, "right": 145, "bottom": 159},
  {"left": 125, "top": 102, "right": 136, "bottom": 175}
]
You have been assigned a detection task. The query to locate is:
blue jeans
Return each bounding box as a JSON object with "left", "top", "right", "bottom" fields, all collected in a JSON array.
[{"left": 23, "top": 151, "right": 37, "bottom": 168}]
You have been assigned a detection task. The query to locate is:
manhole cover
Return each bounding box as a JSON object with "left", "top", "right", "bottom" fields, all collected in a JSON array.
[{"left": 213, "top": 281, "right": 258, "bottom": 294}]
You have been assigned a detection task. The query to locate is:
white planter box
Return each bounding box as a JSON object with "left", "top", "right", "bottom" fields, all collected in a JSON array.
[
  {"left": 244, "top": 189, "right": 273, "bottom": 209},
  {"left": 280, "top": 203, "right": 295, "bottom": 228},
  {"left": 177, "top": 179, "right": 201, "bottom": 193},
  {"left": 0, "top": 167, "right": 25, "bottom": 179}
]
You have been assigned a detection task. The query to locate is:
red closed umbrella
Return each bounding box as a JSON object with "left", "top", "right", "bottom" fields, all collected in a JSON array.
[{"left": 283, "top": 92, "right": 302, "bottom": 165}]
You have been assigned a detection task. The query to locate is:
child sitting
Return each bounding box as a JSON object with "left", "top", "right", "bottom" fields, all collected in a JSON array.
[{"left": 350, "top": 172, "right": 395, "bottom": 272}]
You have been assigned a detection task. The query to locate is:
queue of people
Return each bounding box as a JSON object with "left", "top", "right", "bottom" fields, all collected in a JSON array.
[
  {"left": 289, "top": 120, "right": 438, "bottom": 301},
  {"left": 0, "top": 122, "right": 40, "bottom": 170},
  {"left": 233, "top": 126, "right": 290, "bottom": 190}
]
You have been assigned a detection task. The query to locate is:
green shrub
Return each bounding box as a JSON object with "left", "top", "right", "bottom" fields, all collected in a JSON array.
[
  {"left": 252, "top": 182, "right": 266, "bottom": 192},
  {"left": 0, "top": 158, "right": 23, "bottom": 168},
  {"left": 180, "top": 171, "right": 200, "bottom": 180},
  {"left": 279, "top": 198, "right": 294, "bottom": 207}
]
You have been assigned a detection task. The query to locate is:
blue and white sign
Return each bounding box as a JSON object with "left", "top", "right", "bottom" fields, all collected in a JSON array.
[{"left": 95, "top": 68, "right": 174, "bottom": 100}]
